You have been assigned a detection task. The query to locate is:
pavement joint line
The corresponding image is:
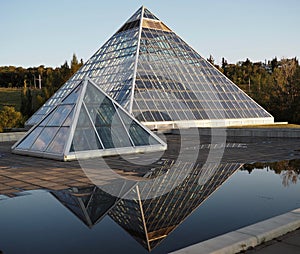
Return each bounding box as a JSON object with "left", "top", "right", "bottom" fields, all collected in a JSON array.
[{"left": 169, "top": 208, "right": 300, "bottom": 254}]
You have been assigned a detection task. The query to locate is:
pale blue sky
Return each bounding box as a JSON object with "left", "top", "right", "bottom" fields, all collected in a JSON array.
[{"left": 1, "top": 0, "right": 300, "bottom": 67}]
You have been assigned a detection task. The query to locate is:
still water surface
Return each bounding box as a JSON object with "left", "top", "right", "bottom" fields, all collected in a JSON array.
[{"left": 0, "top": 160, "right": 300, "bottom": 254}]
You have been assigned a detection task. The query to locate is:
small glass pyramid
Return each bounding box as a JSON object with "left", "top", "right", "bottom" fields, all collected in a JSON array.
[
  {"left": 12, "top": 78, "right": 167, "bottom": 161},
  {"left": 25, "top": 6, "right": 274, "bottom": 128}
]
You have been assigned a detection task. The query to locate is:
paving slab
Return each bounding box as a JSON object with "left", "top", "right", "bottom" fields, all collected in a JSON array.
[
  {"left": 281, "top": 233, "right": 300, "bottom": 247},
  {"left": 251, "top": 242, "right": 300, "bottom": 254}
]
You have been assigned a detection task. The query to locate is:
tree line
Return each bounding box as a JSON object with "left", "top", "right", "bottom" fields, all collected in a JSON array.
[
  {"left": 0, "top": 54, "right": 82, "bottom": 131},
  {"left": 0, "top": 55, "right": 299, "bottom": 131},
  {"left": 208, "top": 56, "right": 300, "bottom": 123},
  {"left": 0, "top": 54, "right": 83, "bottom": 90},
  {"left": 242, "top": 160, "right": 300, "bottom": 187}
]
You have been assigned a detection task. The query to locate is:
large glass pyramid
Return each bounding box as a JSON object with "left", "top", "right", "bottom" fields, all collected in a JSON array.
[
  {"left": 12, "top": 78, "right": 167, "bottom": 161},
  {"left": 25, "top": 6, "right": 274, "bottom": 128}
]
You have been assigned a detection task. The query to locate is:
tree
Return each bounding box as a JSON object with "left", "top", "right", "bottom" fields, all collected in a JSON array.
[
  {"left": 71, "top": 53, "right": 81, "bottom": 73},
  {"left": 270, "top": 57, "right": 278, "bottom": 72},
  {"left": 221, "top": 57, "right": 228, "bottom": 71},
  {"left": 207, "top": 54, "right": 215, "bottom": 65},
  {"left": 289, "top": 65, "right": 300, "bottom": 123},
  {"left": 269, "top": 58, "right": 299, "bottom": 121},
  {"left": 60, "top": 61, "right": 71, "bottom": 84},
  {"left": 0, "top": 106, "right": 23, "bottom": 132},
  {"left": 20, "top": 86, "right": 33, "bottom": 118}
]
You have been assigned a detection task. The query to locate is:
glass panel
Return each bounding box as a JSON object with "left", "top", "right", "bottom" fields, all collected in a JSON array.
[
  {"left": 71, "top": 107, "right": 102, "bottom": 152},
  {"left": 62, "top": 83, "right": 83, "bottom": 104},
  {"left": 84, "top": 81, "right": 105, "bottom": 105},
  {"left": 62, "top": 106, "right": 75, "bottom": 126},
  {"left": 129, "top": 121, "right": 158, "bottom": 146},
  {"left": 117, "top": 108, "right": 159, "bottom": 146},
  {"left": 46, "top": 127, "right": 69, "bottom": 154},
  {"left": 143, "top": 8, "right": 160, "bottom": 20},
  {"left": 31, "top": 127, "right": 59, "bottom": 151},
  {"left": 71, "top": 128, "right": 102, "bottom": 152},
  {"left": 90, "top": 97, "right": 132, "bottom": 149},
  {"left": 16, "top": 127, "right": 43, "bottom": 150},
  {"left": 39, "top": 112, "right": 53, "bottom": 127},
  {"left": 47, "top": 105, "right": 73, "bottom": 127}
]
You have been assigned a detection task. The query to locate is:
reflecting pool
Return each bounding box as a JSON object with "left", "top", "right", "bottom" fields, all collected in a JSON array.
[{"left": 0, "top": 137, "right": 300, "bottom": 253}]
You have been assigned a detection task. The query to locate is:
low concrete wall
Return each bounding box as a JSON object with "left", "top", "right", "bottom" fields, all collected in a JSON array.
[
  {"left": 170, "top": 208, "right": 300, "bottom": 254},
  {"left": 172, "top": 128, "right": 300, "bottom": 138},
  {"left": 143, "top": 117, "right": 274, "bottom": 130},
  {"left": 0, "top": 132, "right": 26, "bottom": 142},
  {"left": 2, "top": 128, "right": 300, "bottom": 143},
  {"left": 227, "top": 128, "right": 300, "bottom": 138}
]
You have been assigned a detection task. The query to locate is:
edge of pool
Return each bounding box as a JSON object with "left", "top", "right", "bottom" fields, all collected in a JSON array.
[{"left": 169, "top": 208, "right": 300, "bottom": 254}]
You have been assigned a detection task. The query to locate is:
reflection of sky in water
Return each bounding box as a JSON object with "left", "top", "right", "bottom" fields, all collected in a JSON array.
[{"left": 0, "top": 165, "right": 300, "bottom": 254}]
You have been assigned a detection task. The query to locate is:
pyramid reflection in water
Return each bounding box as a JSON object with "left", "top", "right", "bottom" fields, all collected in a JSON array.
[{"left": 52, "top": 162, "right": 242, "bottom": 251}]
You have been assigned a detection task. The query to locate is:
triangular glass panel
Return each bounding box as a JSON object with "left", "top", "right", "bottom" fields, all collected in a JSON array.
[
  {"left": 143, "top": 8, "right": 159, "bottom": 20},
  {"left": 116, "top": 106, "right": 159, "bottom": 146},
  {"left": 71, "top": 105, "right": 103, "bottom": 152},
  {"left": 83, "top": 83, "right": 132, "bottom": 149}
]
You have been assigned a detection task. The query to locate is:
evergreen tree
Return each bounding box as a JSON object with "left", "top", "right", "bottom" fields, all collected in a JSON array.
[
  {"left": 207, "top": 54, "right": 215, "bottom": 65},
  {"left": 71, "top": 53, "right": 80, "bottom": 73},
  {"left": 20, "top": 86, "right": 33, "bottom": 118}
]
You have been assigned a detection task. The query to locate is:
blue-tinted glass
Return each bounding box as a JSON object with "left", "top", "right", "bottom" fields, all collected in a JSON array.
[
  {"left": 16, "top": 127, "right": 43, "bottom": 150},
  {"left": 31, "top": 127, "right": 59, "bottom": 151},
  {"left": 47, "top": 105, "right": 73, "bottom": 127},
  {"left": 71, "top": 107, "right": 102, "bottom": 152},
  {"left": 143, "top": 8, "right": 159, "bottom": 20},
  {"left": 46, "top": 127, "right": 69, "bottom": 154}
]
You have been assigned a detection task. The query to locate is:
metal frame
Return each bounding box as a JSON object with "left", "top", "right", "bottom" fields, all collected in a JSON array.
[
  {"left": 64, "top": 79, "right": 88, "bottom": 154},
  {"left": 128, "top": 6, "right": 144, "bottom": 114}
]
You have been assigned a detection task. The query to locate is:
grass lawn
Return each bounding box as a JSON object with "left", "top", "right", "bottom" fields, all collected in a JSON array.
[{"left": 0, "top": 88, "right": 22, "bottom": 111}]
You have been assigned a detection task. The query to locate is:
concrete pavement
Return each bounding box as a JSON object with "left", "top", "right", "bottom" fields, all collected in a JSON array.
[{"left": 244, "top": 227, "right": 300, "bottom": 254}]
